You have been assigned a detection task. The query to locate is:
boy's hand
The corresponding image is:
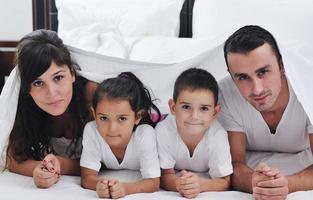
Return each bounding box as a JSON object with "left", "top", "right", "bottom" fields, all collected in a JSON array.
[
  {"left": 96, "top": 179, "right": 110, "bottom": 198},
  {"left": 33, "top": 163, "right": 59, "bottom": 188},
  {"left": 176, "top": 170, "right": 200, "bottom": 198},
  {"left": 108, "top": 179, "right": 126, "bottom": 199}
]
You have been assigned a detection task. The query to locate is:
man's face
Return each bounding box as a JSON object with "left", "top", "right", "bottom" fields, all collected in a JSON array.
[{"left": 227, "top": 43, "right": 284, "bottom": 112}]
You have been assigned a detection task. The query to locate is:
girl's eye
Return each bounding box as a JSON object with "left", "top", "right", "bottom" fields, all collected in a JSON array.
[
  {"left": 257, "top": 69, "right": 269, "bottom": 77},
  {"left": 32, "top": 80, "right": 44, "bottom": 87},
  {"left": 118, "top": 117, "right": 127, "bottom": 122},
  {"left": 237, "top": 74, "right": 249, "bottom": 81},
  {"left": 200, "top": 106, "right": 209, "bottom": 112},
  {"left": 99, "top": 116, "right": 108, "bottom": 121},
  {"left": 182, "top": 104, "right": 191, "bottom": 110},
  {"left": 54, "top": 75, "right": 64, "bottom": 82}
]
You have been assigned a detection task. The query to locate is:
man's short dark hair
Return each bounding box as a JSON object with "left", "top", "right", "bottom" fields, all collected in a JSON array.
[{"left": 223, "top": 25, "right": 282, "bottom": 68}]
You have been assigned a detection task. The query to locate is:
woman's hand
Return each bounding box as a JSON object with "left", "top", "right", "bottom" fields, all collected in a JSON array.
[{"left": 33, "top": 162, "right": 59, "bottom": 188}]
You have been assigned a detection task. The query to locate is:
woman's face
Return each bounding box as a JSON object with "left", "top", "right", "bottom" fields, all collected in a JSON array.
[{"left": 29, "top": 61, "right": 75, "bottom": 116}]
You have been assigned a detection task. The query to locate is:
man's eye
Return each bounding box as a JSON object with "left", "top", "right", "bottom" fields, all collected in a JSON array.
[
  {"left": 237, "top": 75, "right": 249, "bottom": 81},
  {"left": 258, "top": 69, "right": 269, "bottom": 77},
  {"left": 32, "top": 80, "right": 44, "bottom": 87}
]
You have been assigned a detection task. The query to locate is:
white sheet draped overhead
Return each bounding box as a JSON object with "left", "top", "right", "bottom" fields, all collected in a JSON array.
[{"left": 0, "top": 41, "right": 313, "bottom": 171}]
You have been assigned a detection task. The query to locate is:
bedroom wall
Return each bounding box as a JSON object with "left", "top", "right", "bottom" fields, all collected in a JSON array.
[{"left": 0, "top": 0, "right": 32, "bottom": 41}]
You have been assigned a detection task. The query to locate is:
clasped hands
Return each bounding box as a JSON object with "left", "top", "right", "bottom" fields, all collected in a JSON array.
[
  {"left": 252, "top": 162, "right": 288, "bottom": 200},
  {"left": 33, "top": 154, "right": 61, "bottom": 188}
]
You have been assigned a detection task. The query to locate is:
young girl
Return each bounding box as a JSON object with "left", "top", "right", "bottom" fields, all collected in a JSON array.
[
  {"left": 7, "top": 29, "right": 96, "bottom": 188},
  {"left": 80, "top": 72, "right": 161, "bottom": 199}
]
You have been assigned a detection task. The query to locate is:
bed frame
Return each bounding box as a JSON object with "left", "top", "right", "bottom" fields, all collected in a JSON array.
[{"left": 32, "top": 0, "right": 195, "bottom": 38}]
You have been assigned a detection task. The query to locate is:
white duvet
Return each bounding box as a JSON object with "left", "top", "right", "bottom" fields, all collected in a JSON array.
[{"left": 1, "top": 34, "right": 313, "bottom": 199}]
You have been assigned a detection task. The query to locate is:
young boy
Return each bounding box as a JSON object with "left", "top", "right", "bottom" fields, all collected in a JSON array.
[{"left": 155, "top": 68, "right": 232, "bottom": 198}]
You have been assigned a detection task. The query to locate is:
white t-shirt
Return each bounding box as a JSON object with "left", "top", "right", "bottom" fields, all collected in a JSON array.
[
  {"left": 218, "top": 76, "right": 313, "bottom": 153},
  {"left": 155, "top": 114, "right": 233, "bottom": 179},
  {"left": 80, "top": 121, "right": 160, "bottom": 179}
]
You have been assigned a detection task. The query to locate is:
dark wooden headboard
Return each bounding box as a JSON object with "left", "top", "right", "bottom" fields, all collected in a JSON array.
[{"left": 32, "top": 0, "right": 195, "bottom": 38}]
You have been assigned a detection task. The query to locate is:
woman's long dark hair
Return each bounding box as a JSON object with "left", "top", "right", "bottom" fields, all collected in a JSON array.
[
  {"left": 92, "top": 72, "right": 161, "bottom": 129},
  {"left": 8, "top": 29, "right": 89, "bottom": 162}
]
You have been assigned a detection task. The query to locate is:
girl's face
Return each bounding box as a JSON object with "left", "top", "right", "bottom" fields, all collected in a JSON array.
[
  {"left": 94, "top": 98, "right": 141, "bottom": 149},
  {"left": 29, "top": 61, "right": 75, "bottom": 116}
]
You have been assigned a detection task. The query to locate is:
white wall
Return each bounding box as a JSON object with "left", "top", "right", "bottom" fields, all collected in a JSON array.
[{"left": 0, "top": 0, "right": 32, "bottom": 41}]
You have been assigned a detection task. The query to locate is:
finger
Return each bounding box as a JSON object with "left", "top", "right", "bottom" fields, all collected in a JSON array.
[
  {"left": 34, "top": 169, "right": 56, "bottom": 179},
  {"left": 262, "top": 167, "right": 280, "bottom": 177},
  {"left": 257, "top": 176, "right": 288, "bottom": 188},
  {"left": 253, "top": 186, "right": 288, "bottom": 196},
  {"left": 255, "top": 162, "right": 271, "bottom": 173},
  {"left": 182, "top": 189, "right": 199, "bottom": 199},
  {"left": 180, "top": 182, "right": 199, "bottom": 191}
]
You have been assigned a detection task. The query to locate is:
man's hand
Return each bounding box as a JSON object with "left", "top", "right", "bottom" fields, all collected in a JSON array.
[{"left": 252, "top": 163, "right": 288, "bottom": 200}]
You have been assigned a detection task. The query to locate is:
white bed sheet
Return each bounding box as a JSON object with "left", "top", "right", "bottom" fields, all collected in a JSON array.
[{"left": 0, "top": 170, "right": 312, "bottom": 200}]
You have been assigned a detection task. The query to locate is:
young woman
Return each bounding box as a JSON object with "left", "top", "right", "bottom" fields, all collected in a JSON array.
[{"left": 7, "top": 29, "right": 96, "bottom": 188}]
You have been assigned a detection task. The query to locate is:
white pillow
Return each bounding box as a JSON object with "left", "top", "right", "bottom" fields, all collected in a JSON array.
[
  {"left": 55, "top": 0, "right": 184, "bottom": 38},
  {"left": 192, "top": 0, "right": 313, "bottom": 44}
]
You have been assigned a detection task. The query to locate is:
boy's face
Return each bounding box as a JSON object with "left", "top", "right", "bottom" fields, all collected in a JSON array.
[{"left": 169, "top": 89, "right": 220, "bottom": 137}]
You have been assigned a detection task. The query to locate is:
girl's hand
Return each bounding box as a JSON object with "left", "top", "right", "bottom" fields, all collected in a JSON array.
[
  {"left": 108, "top": 179, "right": 126, "bottom": 199},
  {"left": 42, "top": 154, "right": 61, "bottom": 175},
  {"left": 177, "top": 170, "right": 200, "bottom": 198},
  {"left": 33, "top": 163, "right": 59, "bottom": 188},
  {"left": 96, "top": 179, "right": 110, "bottom": 198}
]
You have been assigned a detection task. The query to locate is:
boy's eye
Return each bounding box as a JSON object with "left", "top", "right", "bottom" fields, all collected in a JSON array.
[
  {"left": 200, "top": 106, "right": 209, "bottom": 112},
  {"left": 118, "top": 117, "right": 127, "bottom": 122},
  {"left": 181, "top": 104, "right": 191, "bottom": 110},
  {"left": 54, "top": 75, "right": 64, "bottom": 82},
  {"left": 32, "top": 80, "right": 44, "bottom": 87},
  {"left": 99, "top": 116, "right": 108, "bottom": 121}
]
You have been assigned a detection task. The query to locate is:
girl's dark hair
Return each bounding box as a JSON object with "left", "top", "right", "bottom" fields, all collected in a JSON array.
[
  {"left": 9, "top": 29, "right": 89, "bottom": 162},
  {"left": 173, "top": 68, "right": 219, "bottom": 105},
  {"left": 92, "top": 72, "right": 161, "bottom": 128},
  {"left": 224, "top": 25, "right": 283, "bottom": 68}
]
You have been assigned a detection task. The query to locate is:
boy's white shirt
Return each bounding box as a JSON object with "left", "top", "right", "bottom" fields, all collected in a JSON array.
[
  {"left": 156, "top": 114, "right": 233, "bottom": 179},
  {"left": 80, "top": 121, "right": 160, "bottom": 179}
]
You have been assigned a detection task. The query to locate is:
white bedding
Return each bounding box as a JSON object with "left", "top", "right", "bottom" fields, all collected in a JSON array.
[{"left": 0, "top": 169, "right": 312, "bottom": 200}]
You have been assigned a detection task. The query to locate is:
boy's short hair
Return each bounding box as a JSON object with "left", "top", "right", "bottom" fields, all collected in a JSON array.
[{"left": 173, "top": 68, "right": 218, "bottom": 105}]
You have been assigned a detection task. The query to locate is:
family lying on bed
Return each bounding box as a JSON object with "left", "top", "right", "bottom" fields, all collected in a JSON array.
[{"left": 4, "top": 25, "right": 313, "bottom": 200}]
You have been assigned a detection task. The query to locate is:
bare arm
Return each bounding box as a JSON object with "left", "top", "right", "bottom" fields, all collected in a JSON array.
[
  {"left": 81, "top": 167, "right": 99, "bottom": 190},
  {"left": 228, "top": 131, "right": 254, "bottom": 193},
  {"left": 160, "top": 168, "right": 178, "bottom": 191},
  {"left": 6, "top": 155, "right": 41, "bottom": 177},
  {"left": 123, "top": 177, "right": 160, "bottom": 194},
  {"left": 56, "top": 156, "right": 80, "bottom": 175},
  {"left": 287, "top": 134, "right": 313, "bottom": 193},
  {"left": 200, "top": 175, "right": 230, "bottom": 192}
]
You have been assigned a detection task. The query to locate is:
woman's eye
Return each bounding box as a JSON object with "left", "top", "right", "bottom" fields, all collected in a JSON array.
[
  {"left": 54, "top": 75, "right": 64, "bottom": 82},
  {"left": 32, "top": 80, "right": 44, "bottom": 87}
]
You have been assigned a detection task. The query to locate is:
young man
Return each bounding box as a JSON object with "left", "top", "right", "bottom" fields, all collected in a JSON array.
[{"left": 218, "top": 25, "right": 313, "bottom": 199}]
